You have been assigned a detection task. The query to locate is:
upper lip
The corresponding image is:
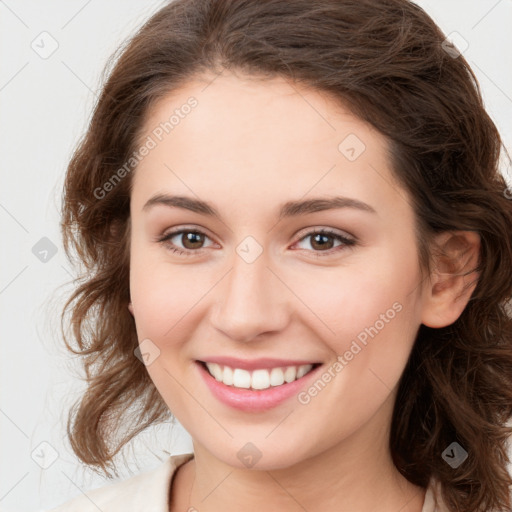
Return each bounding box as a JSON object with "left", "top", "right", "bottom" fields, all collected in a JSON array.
[{"left": 197, "top": 357, "right": 321, "bottom": 371}]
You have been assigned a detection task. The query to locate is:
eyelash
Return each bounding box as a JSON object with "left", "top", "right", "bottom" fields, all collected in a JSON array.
[{"left": 156, "top": 227, "right": 356, "bottom": 258}]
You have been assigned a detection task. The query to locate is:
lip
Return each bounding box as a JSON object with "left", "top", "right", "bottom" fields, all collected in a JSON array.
[
  {"left": 195, "top": 360, "right": 323, "bottom": 412},
  {"left": 197, "top": 356, "right": 321, "bottom": 371}
]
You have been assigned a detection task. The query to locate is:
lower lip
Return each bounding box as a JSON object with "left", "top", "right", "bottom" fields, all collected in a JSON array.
[{"left": 195, "top": 361, "right": 323, "bottom": 412}]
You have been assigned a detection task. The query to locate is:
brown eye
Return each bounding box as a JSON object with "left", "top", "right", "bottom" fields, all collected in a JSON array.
[
  {"left": 294, "top": 229, "right": 356, "bottom": 256},
  {"left": 157, "top": 228, "right": 214, "bottom": 256},
  {"left": 180, "top": 231, "right": 206, "bottom": 249},
  {"left": 309, "top": 232, "right": 335, "bottom": 251}
]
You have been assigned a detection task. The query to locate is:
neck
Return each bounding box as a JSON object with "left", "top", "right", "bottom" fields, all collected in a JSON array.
[{"left": 172, "top": 409, "right": 426, "bottom": 512}]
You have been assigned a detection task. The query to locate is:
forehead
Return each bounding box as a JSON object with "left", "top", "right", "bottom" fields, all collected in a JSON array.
[{"left": 131, "top": 71, "right": 408, "bottom": 222}]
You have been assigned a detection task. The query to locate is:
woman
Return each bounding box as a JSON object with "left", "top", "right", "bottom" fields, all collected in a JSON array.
[{"left": 53, "top": 0, "right": 512, "bottom": 511}]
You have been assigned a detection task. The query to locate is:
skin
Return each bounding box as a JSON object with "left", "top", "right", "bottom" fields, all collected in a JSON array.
[{"left": 127, "top": 70, "right": 480, "bottom": 512}]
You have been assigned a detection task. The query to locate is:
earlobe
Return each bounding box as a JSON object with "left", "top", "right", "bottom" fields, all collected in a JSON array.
[
  {"left": 421, "top": 231, "right": 481, "bottom": 328},
  {"left": 128, "top": 302, "right": 134, "bottom": 316}
]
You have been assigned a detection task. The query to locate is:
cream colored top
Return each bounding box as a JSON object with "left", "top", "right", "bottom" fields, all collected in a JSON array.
[{"left": 48, "top": 452, "right": 448, "bottom": 511}]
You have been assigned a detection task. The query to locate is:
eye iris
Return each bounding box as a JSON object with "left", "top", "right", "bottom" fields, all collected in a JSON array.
[
  {"left": 182, "top": 231, "right": 204, "bottom": 249},
  {"left": 311, "top": 233, "right": 334, "bottom": 251}
]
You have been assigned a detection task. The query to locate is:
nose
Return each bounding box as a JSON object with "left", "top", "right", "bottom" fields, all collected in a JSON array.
[{"left": 210, "top": 252, "right": 290, "bottom": 342}]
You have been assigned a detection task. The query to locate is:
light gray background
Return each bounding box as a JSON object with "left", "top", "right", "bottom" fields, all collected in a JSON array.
[{"left": 1, "top": 1, "right": 511, "bottom": 511}]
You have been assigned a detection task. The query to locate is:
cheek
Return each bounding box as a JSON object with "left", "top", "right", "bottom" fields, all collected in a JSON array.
[
  {"left": 290, "top": 247, "right": 422, "bottom": 408},
  {"left": 289, "top": 247, "right": 421, "bottom": 344},
  {"left": 129, "top": 240, "right": 217, "bottom": 345},
  {"left": 130, "top": 269, "right": 189, "bottom": 341},
  {"left": 129, "top": 239, "right": 176, "bottom": 337},
  {"left": 296, "top": 281, "right": 420, "bottom": 439},
  {"left": 129, "top": 247, "right": 202, "bottom": 411}
]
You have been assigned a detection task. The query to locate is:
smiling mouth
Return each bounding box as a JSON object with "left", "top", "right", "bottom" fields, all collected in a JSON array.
[{"left": 197, "top": 360, "right": 322, "bottom": 391}]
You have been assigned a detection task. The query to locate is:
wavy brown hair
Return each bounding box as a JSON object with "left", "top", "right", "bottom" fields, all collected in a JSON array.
[{"left": 60, "top": 0, "right": 512, "bottom": 510}]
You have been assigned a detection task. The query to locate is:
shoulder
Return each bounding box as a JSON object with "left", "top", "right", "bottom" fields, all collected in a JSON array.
[
  {"left": 47, "top": 453, "right": 194, "bottom": 512},
  {"left": 422, "top": 477, "right": 450, "bottom": 512}
]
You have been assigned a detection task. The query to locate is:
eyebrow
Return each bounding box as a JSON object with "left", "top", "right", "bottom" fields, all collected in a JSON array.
[{"left": 142, "top": 193, "right": 377, "bottom": 220}]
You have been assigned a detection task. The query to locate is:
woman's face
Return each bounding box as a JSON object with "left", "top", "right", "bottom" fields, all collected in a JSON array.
[{"left": 128, "top": 71, "right": 428, "bottom": 469}]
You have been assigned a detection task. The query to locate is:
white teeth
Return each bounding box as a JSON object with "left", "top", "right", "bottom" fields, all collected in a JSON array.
[
  {"left": 223, "top": 365, "right": 234, "bottom": 385},
  {"left": 269, "top": 367, "right": 285, "bottom": 386},
  {"left": 204, "top": 362, "right": 314, "bottom": 390},
  {"left": 296, "top": 365, "right": 311, "bottom": 378},
  {"left": 210, "top": 363, "right": 223, "bottom": 382},
  {"left": 233, "top": 368, "right": 251, "bottom": 388},
  {"left": 284, "top": 366, "right": 297, "bottom": 383},
  {"left": 251, "top": 369, "right": 270, "bottom": 390}
]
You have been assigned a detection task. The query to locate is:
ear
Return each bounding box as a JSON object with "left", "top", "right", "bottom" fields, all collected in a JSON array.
[
  {"left": 421, "top": 231, "right": 480, "bottom": 328},
  {"left": 128, "top": 302, "right": 134, "bottom": 316}
]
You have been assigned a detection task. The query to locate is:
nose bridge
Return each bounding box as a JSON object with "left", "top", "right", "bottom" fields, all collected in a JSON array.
[{"left": 210, "top": 245, "right": 289, "bottom": 342}]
